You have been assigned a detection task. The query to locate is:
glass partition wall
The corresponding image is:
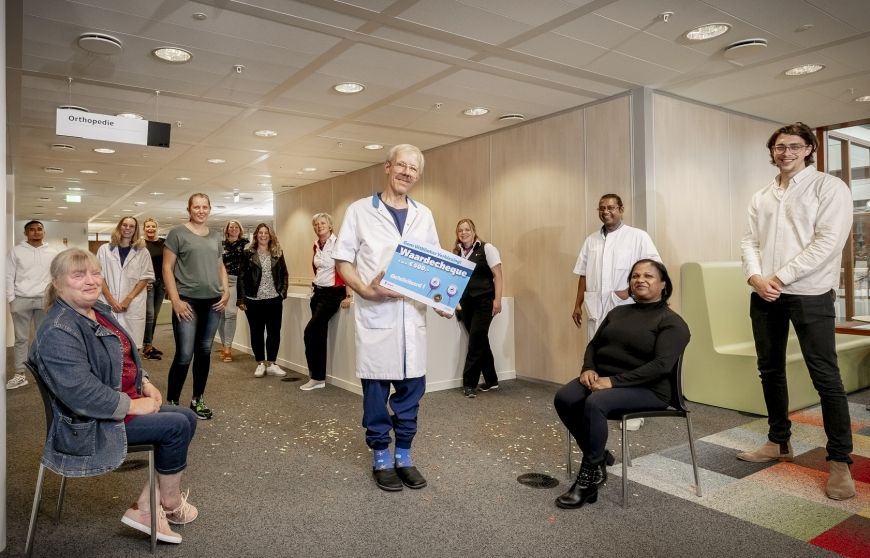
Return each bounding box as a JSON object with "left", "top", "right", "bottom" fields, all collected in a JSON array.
[{"left": 824, "top": 121, "right": 870, "bottom": 321}]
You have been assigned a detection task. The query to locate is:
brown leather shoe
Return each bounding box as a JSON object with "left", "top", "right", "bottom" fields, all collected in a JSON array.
[
  {"left": 736, "top": 440, "right": 794, "bottom": 462},
  {"left": 826, "top": 461, "right": 856, "bottom": 500}
]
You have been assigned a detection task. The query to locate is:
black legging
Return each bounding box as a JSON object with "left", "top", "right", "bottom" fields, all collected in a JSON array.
[
  {"left": 244, "top": 296, "right": 284, "bottom": 362},
  {"left": 459, "top": 294, "right": 498, "bottom": 389},
  {"left": 554, "top": 380, "right": 667, "bottom": 465},
  {"left": 304, "top": 286, "right": 345, "bottom": 381}
]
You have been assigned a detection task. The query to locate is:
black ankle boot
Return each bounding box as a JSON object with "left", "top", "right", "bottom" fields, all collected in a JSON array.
[
  {"left": 598, "top": 450, "right": 615, "bottom": 486},
  {"left": 556, "top": 462, "right": 602, "bottom": 509}
]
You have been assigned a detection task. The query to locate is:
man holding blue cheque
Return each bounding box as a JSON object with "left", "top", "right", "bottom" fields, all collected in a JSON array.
[{"left": 335, "top": 143, "right": 454, "bottom": 492}]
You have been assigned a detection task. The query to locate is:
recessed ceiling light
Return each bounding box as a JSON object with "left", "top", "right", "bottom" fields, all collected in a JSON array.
[
  {"left": 58, "top": 105, "right": 89, "bottom": 112},
  {"left": 33, "top": 213, "right": 44, "bottom": 216},
  {"left": 93, "top": 147, "right": 115, "bottom": 154},
  {"left": 43, "top": 167, "right": 64, "bottom": 174},
  {"left": 463, "top": 107, "right": 489, "bottom": 116},
  {"left": 855, "top": 95, "right": 870, "bottom": 102},
  {"left": 122, "top": 209, "right": 133, "bottom": 212},
  {"left": 333, "top": 82, "right": 365, "bottom": 94},
  {"left": 152, "top": 47, "right": 193, "bottom": 63},
  {"left": 254, "top": 129, "right": 278, "bottom": 138},
  {"left": 685, "top": 23, "right": 731, "bottom": 41},
  {"left": 257, "top": 182, "right": 272, "bottom": 187},
  {"left": 80, "top": 169, "right": 98, "bottom": 174},
  {"left": 207, "top": 158, "right": 226, "bottom": 164},
  {"left": 57, "top": 206, "right": 68, "bottom": 210},
  {"left": 784, "top": 63, "right": 825, "bottom": 76},
  {"left": 51, "top": 143, "right": 76, "bottom": 152},
  {"left": 67, "top": 187, "right": 85, "bottom": 191},
  {"left": 65, "top": 194, "right": 81, "bottom": 203},
  {"left": 133, "top": 201, "right": 146, "bottom": 206},
  {"left": 117, "top": 112, "right": 144, "bottom": 120},
  {"left": 176, "top": 177, "right": 192, "bottom": 181},
  {"left": 364, "top": 144, "right": 383, "bottom": 150},
  {"left": 149, "top": 191, "right": 165, "bottom": 196},
  {"left": 302, "top": 167, "right": 317, "bottom": 172}
]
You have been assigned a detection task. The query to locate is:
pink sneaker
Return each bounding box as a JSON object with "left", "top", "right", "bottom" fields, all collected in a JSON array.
[
  {"left": 165, "top": 488, "right": 199, "bottom": 525},
  {"left": 121, "top": 502, "right": 182, "bottom": 544}
]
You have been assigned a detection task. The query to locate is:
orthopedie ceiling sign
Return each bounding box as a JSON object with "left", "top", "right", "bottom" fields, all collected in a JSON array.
[{"left": 55, "top": 109, "right": 171, "bottom": 148}]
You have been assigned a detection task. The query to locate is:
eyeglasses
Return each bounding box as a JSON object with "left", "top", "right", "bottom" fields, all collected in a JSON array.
[
  {"left": 597, "top": 205, "right": 621, "bottom": 213},
  {"left": 772, "top": 143, "right": 808, "bottom": 154},
  {"left": 391, "top": 161, "right": 419, "bottom": 174}
]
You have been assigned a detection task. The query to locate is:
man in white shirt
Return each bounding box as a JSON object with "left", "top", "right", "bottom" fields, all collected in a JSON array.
[
  {"left": 335, "top": 144, "right": 444, "bottom": 492},
  {"left": 572, "top": 195, "right": 660, "bottom": 430},
  {"left": 738, "top": 122, "right": 855, "bottom": 501},
  {"left": 6, "top": 220, "right": 59, "bottom": 389}
]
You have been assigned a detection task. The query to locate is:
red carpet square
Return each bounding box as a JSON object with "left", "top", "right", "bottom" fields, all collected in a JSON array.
[{"left": 810, "top": 514, "right": 870, "bottom": 557}]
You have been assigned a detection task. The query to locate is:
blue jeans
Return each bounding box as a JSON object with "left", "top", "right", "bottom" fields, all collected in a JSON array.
[
  {"left": 750, "top": 291, "right": 853, "bottom": 463},
  {"left": 167, "top": 297, "right": 221, "bottom": 402},
  {"left": 361, "top": 377, "right": 426, "bottom": 451},
  {"left": 143, "top": 280, "right": 166, "bottom": 346},
  {"left": 125, "top": 405, "right": 198, "bottom": 474},
  {"left": 554, "top": 380, "right": 667, "bottom": 465}
]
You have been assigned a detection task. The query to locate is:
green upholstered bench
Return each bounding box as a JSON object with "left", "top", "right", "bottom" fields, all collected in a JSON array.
[{"left": 680, "top": 261, "right": 870, "bottom": 415}]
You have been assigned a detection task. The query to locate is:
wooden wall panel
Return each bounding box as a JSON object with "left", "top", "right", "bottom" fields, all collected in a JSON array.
[
  {"left": 423, "top": 136, "right": 492, "bottom": 254},
  {"left": 585, "top": 96, "right": 634, "bottom": 223},
  {"left": 491, "top": 111, "right": 587, "bottom": 384}
]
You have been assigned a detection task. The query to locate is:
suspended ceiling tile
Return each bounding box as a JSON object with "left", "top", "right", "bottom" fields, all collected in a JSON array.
[
  {"left": 268, "top": 72, "right": 404, "bottom": 119},
  {"left": 396, "top": 0, "right": 532, "bottom": 44},
  {"left": 511, "top": 32, "right": 609, "bottom": 68},
  {"left": 321, "top": 123, "right": 458, "bottom": 152},
  {"left": 583, "top": 52, "right": 681, "bottom": 87},
  {"left": 316, "top": 43, "right": 453, "bottom": 89},
  {"left": 370, "top": 27, "right": 481, "bottom": 59},
  {"left": 477, "top": 56, "right": 625, "bottom": 96},
  {"left": 457, "top": 0, "right": 596, "bottom": 27}
]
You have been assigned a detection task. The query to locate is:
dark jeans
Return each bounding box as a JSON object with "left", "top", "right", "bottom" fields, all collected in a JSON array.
[
  {"left": 361, "top": 377, "right": 426, "bottom": 451},
  {"left": 143, "top": 280, "right": 165, "bottom": 346},
  {"left": 304, "top": 286, "right": 345, "bottom": 380},
  {"left": 554, "top": 380, "right": 667, "bottom": 465},
  {"left": 126, "top": 405, "right": 198, "bottom": 474},
  {"left": 459, "top": 294, "right": 498, "bottom": 389},
  {"left": 749, "top": 291, "right": 853, "bottom": 463},
  {"left": 244, "top": 296, "right": 284, "bottom": 362},
  {"left": 167, "top": 297, "right": 221, "bottom": 402}
]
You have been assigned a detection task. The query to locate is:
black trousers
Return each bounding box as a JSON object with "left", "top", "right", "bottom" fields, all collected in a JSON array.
[
  {"left": 304, "top": 286, "right": 346, "bottom": 380},
  {"left": 749, "top": 291, "right": 853, "bottom": 463},
  {"left": 459, "top": 294, "right": 498, "bottom": 389},
  {"left": 244, "top": 296, "right": 284, "bottom": 362}
]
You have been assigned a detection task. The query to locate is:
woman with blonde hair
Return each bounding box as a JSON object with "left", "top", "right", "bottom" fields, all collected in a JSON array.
[
  {"left": 142, "top": 218, "right": 165, "bottom": 360},
  {"left": 96, "top": 216, "right": 155, "bottom": 349},
  {"left": 238, "top": 223, "right": 289, "bottom": 378},
  {"left": 30, "top": 248, "right": 199, "bottom": 544},
  {"left": 218, "top": 220, "right": 247, "bottom": 362}
]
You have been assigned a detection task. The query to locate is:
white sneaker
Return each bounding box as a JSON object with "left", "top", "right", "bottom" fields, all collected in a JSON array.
[
  {"left": 265, "top": 363, "right": 286, "bottom": 377},
  {"left": 625, "top": 418, "right": 644, "bottom": 431},
  {"left": 6, "top": 373, "right": 28, "bottom": 390},
  {"left": 300, "top": 380, "right": 325, "bottom": 391},
  {"left": 254, "top": 363, "right": 266, "bottom": 377}
]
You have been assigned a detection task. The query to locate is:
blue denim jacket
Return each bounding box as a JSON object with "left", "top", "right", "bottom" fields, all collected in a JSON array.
[{"left": 29, "top": 298, "right": 143, "bottom": 477}]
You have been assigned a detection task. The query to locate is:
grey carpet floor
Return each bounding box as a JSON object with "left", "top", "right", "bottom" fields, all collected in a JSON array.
[{"left": 4, "top": 325, "right": 853, "bottom": 557}]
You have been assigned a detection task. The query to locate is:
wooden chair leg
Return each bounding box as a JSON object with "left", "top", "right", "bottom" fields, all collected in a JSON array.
[{"left": 25, "top": 465, "right": 47, "bottom": 557}]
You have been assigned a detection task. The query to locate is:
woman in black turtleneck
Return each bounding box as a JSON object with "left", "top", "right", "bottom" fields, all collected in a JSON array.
[{"left": 553, "top": 259, "right": 690, "bottom": 509}]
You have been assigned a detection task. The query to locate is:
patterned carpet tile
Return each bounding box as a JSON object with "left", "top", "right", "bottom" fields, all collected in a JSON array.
[
  {"left": 810, "top": 514, "right": 870, "bottom": 558},
  {"left": 613, "top": 403, "right": 870, "bottom": 554}
]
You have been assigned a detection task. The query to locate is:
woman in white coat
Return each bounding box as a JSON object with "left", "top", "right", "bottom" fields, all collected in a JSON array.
[{"left": 96, "top": 216, "right": 155, "bottom": 349}]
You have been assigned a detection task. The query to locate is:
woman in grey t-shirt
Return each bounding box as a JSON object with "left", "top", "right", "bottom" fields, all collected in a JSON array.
[{"left": 162, "top": 193, "right": 229, "bottom": 420}]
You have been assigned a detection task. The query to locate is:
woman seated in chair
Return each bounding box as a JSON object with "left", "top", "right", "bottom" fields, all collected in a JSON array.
[
  {"left": 553, "top": 259, "right": 690, "bottom": 509},
  {"left": 29, "top": 248, "right": 199, "bottom": 544}
]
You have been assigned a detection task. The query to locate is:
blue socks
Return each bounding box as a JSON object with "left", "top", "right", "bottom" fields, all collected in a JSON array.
[
  {"left": 395, "top": 447, "right": 413, "bottom": 468},
  {"left": 373, "top": 448, "right": 392, "bottom": 470}
]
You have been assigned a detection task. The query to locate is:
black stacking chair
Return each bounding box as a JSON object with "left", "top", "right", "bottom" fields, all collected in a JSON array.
[
  {"left": 23, "top": 361, "right": 157, "bottom": 556},
  {"left": 565, "top": 355, "right": 702, "bottom": 507}
]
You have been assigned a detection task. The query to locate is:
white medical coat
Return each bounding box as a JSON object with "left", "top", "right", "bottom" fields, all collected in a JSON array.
[
  {"left": 96, "top": 243, "right": 155, "bottom": 348},
  {"left": 333, "top": 194, "right": 439, "bottom": 380},
  {"left": 573, "top": 224, "right": 659, "bottom": 339}
]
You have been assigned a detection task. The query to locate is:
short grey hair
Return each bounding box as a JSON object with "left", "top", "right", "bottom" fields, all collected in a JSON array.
[
  {"left": 312, "top": 213, "right": 334, "bottom": 229},
  {"left": 387, "top": 144, "right": 425, "bottom": 173}
]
